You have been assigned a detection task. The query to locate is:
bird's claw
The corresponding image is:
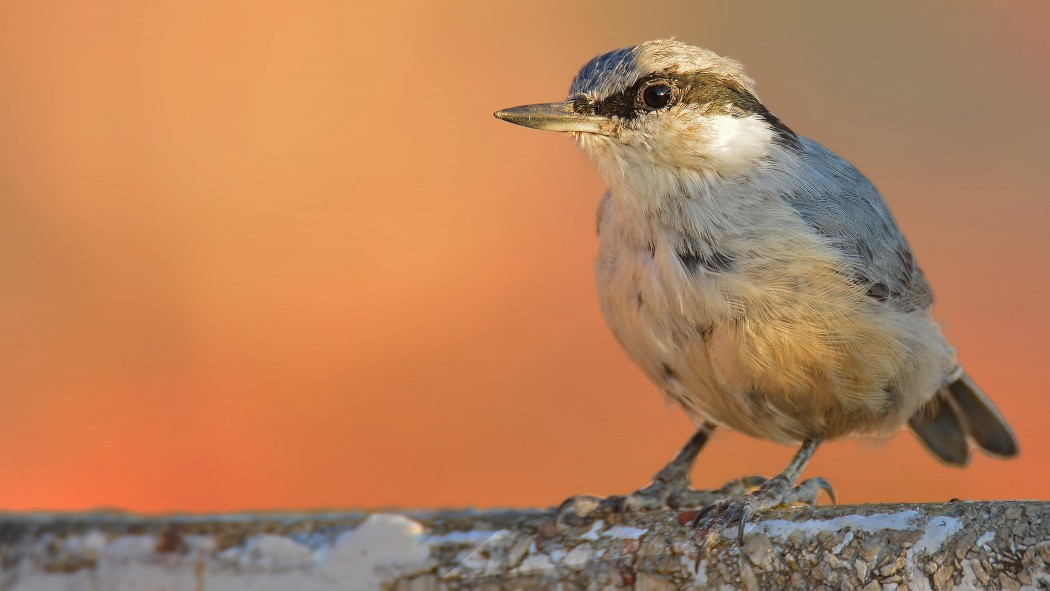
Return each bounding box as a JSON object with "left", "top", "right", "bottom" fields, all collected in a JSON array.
[
  {"left": 664, "top": 474, "right": 767, "bottom": 508},
  {"left": 690, "top": 475, "right": 835, "bottom": 556},
  {"left": 554, "top": 474, "right": 770, "bottom": 527},
  {"left": 737, "top": 503, "right": 752, "bottom": 543},
  {"left": 690, "top": 497, "right": 750, "bottom": 555},
  {"left": 803, "top": 476, "right": 837, "bottom": 505}
]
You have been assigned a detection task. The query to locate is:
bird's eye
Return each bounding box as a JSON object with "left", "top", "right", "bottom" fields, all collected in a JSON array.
[{"left": 641, "top": 82, "right": 673, "bottom": 110}]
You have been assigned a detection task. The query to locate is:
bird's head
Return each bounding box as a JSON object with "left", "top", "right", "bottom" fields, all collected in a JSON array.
[{"left": 496, "top": 40, "right": 797, "bottom": 193}]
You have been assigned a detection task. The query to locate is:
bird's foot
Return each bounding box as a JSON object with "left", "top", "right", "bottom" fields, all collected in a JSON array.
[
  {"left": 668, "top": 475, "right": 768, "bottom": 508},
  {"left": 690, "top": 475, "right": 835, "bottom": 554},
  {"left": 554, "top": 474, "right": 767, "bottom": 527}
]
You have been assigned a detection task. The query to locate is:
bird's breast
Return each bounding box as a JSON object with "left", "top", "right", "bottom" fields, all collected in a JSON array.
[
  {"left": 593, "top": 191, "right": 946, "bottom": 442},
  {"left": 594, "top": 215, "right": 752, "bottom": 431}
]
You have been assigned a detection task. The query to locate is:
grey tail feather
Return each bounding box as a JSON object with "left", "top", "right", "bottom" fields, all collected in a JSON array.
[
  {"left": 909, "top": 372, "right": 1019, "bottom": 466},
  {"left": 909, "top": 389, "right": 970, "bottom": 466},
  {"left": 947, "top": 373, "right": 1019, "bottom": 458}
]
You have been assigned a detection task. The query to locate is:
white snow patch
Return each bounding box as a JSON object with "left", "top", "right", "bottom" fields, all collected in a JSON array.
[
  {"left": 603, "top": 525, "right": 648, "bottom": 539},
  {"left": 570, "top": 520, "right": 647, "bottom": 541},
  {"left": 905, "top": 515, "right": 965, "bottom": 587},
  {"left": 63, "top": 530, "right": 108, "bottom": 557},
  {"left": 580, "top": 520, "right": 605, "bottom": 540},
  {"left": 439, "top": 529, "right": 516, "bottom": 579},
  {"left": 515, "top": 553, "right": 554, "bottom": 572},
  {"left": 320, "top": 513, "right": 432, "bottom": 591},
  {"left": 747, "top": 510, "right": 918, "bottom": 538},
  {"left": 181, "top": 534, "right": 217, "bottom": 554},
  {"left": 100, "top": 535, "right": 156, "bottom": 559},
  {"left": 976, "top": 531, "right": 995, "bottom": 547},
  {"left": 240, "top": 534, "right": 315, "bottom": 569},
  {"left": 832, "top": 531, "right": 854, "bottom": 554},
  {"left": 563, "top": 544, "right": 596, "bottom": 568},
  {"left": 911, "top": 516, "right": 963, "bottom": 555},
  {"left": 425, "top": 529, "right": 500, "bottom": 547}
]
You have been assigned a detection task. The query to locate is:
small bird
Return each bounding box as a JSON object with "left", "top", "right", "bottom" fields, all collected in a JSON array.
[{"left": 494, "top": 40, "right": 1019, "bottom": 543}]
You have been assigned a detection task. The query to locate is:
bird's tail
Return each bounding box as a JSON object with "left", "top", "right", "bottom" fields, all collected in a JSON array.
[{"left": 908, "top": 372, "right": 1019, "bottom": 466}]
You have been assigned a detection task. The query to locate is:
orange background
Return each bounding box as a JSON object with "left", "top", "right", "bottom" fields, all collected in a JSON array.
[{"left": 0, "top": 2, "right": 1047, "bottom": 512}]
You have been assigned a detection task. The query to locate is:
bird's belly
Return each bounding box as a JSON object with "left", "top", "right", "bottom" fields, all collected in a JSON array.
[
  {"left": 595, "top": 243, "right": 949, "bottom": 443},
  {"left": 595, "top": 244, "right": 755, "bottom": 429}
]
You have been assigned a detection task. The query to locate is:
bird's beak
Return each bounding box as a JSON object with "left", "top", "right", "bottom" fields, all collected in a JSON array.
[{"left": 494, "top": 101, "right": 613, "bottom": 135}]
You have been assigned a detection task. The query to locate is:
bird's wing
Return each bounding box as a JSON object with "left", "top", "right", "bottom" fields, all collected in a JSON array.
[{"left": 781, "top": 137, "right": 934, "bottom": 312}]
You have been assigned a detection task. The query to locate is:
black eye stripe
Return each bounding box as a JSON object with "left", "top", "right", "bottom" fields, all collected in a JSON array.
[
  {"left": 591, "top": 74, "right": 668, "bottom": 119},
  {"left": 586, "top": 71, "right": 799, "bottom": 147}
]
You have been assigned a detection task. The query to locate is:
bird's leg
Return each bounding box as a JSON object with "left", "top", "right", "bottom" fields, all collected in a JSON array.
[
  {"left": 555, "top": 423, "right": 766, "bottom": 525},
  {"left": 691, "top": 438, "right": 835, "bottom": 554},
  {"left": 637, "top": 424, "right": 768, "bottom": 510}
]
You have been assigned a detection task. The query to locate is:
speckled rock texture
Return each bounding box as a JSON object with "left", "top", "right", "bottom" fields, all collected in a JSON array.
[{"left": 0, "top": 502, "right": 1045, "bottom": 590}]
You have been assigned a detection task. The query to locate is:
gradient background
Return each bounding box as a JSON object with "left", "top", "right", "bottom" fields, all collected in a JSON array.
[{"left": 0, "top": 1, "right": 1047, "bottom": 512}]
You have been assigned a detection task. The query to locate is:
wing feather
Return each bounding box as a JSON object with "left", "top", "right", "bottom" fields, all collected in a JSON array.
[{"left": 781, "top": 138, "right": 933, "bottom": 312}]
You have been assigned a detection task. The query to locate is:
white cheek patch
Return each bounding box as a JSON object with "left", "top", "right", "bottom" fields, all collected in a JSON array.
[
  {"left": 576, "top": 111, "right": 777, "bottom": 201},
  {"left": 699, "top": 113, "right": 775, "bottom": 173},
  {"left": 621, "top": 111, "right": 775, "bottom": 177}
]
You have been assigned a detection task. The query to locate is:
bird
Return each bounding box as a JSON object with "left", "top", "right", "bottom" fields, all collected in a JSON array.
[{"left": 493, "top": 39, "right": 1019, "bottom": 546}]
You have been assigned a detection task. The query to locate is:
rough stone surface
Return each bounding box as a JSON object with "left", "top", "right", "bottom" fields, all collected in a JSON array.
[{"left": 0, "top": 502, "right": 1046, "bottom": 589}]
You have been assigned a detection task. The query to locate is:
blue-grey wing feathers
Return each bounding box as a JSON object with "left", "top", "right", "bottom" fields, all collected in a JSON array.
[
  {"left": 782, "top": 138, "right": 934, "bottom": 313},
  {"left": 779, "top": 139, "right": 1018, "bottom": 463}
]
